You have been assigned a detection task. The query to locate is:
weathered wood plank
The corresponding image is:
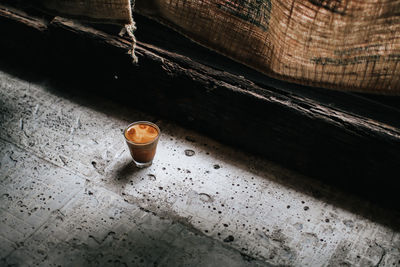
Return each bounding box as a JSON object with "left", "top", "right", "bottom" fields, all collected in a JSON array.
[{"left": 0, "top": 5, "right": 47, "bottom": 31}]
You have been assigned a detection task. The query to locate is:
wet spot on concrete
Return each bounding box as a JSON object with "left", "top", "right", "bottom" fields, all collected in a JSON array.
[
  {"left": 343, "top": 220, "right": 354, "bottom": 228},
  {"left": 224, "top": 235, "right": 234, "bottom": 242},
  {"left": 147, "top": 174, "right": 156, "bottom": 181},
  {"left": 199, "top": 193, "right": 213, "bottom": 203},
  {"left": 294, "top": 223, "right": 303, "bottom": 231},
  {"left": 185, "top": 136, "right": 196, "bottom": 142},
  {"left": 184, "top": 149, "right": 195, "bottom": 157},
  {"left": 303, "top": 232, "right": 319, "bottom": 246}
]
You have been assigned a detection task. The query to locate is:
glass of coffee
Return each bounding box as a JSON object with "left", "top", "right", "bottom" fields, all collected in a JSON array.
[{"left": 124, "top": 121, "right": 160, "bottom": 168}]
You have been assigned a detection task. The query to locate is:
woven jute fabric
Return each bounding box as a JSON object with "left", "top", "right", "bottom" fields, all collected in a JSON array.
[
  {"left": 136, "top": 0, "right": 400, "bottom": 95},
  {"left": 41, "top": 0, "right": 133, "bottom": 25}
]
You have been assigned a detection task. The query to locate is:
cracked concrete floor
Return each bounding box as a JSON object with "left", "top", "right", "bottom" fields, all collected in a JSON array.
[{"left": 1, "top": 68, "right": 400, "bottom": 267}]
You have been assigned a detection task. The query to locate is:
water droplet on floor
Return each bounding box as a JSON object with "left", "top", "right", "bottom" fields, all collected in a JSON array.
[
  {"left": 147, "top": 174, "right": 156, "bottom": 181},
  {"left": 185, "top": 136, "right": 196, "bottom": 142},
  {"left": 224, "top": 235, "right": 234, "bottom": 242},
  {"left": 199, "top": 193, "right": 213, "bottom": 203},
  {"left": 185, "top": 149, "right": 195, "bottom": 157}
]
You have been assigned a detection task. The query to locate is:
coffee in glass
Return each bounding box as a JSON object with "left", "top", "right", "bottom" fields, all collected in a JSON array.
[{"left": 124, "top": 121, "right": 160, "bottom": 168}]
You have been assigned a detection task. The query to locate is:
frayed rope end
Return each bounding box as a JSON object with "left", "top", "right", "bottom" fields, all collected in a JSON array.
[{"left": 120, "top": 22, "right": 138, "bottom": 64}]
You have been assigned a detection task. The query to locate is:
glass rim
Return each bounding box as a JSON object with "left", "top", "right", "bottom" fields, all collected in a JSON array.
[{"left": 124, "top": 121, "right": 160, "bottom": 146}]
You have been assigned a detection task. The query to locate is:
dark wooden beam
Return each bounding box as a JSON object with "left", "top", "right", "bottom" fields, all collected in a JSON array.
[{"left": 1, "top": 3, "right": 400, "bottom": 209}]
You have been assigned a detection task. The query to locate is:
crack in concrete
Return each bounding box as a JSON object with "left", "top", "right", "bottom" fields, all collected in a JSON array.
[
  {"left": 88, "top": 231, "right": 116, "bottom": 244},
  {"left": 374, "top": 242, "right": 386, "bottom": 267}
]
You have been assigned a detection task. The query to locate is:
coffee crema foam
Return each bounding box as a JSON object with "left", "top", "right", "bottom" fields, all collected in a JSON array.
[{"left": 125, "top": 124, "right": 159, "bottom": 144}]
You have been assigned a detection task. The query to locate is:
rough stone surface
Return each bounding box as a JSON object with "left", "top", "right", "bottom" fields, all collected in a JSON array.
[{"left": 1, "top": 69, "right": 400, "bottom": 266}]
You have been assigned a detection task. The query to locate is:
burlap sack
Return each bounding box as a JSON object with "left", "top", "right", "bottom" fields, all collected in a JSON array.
[
  {"left": 136, "top": 0, "right": 400, "bottom": 95},
  {"left": 40, "top": 0, "right": 133, "bottom": 24}
]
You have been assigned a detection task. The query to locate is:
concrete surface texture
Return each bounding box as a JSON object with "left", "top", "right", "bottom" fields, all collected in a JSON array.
[{"left": 1, "top": 68, "right": 400, "bottom": 267}]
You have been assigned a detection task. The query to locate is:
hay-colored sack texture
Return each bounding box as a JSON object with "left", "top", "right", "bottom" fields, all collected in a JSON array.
[
  {"left": 41, "top": 0, "right": 133, "bottom": 24},
  {"left": 136, "top": 0, "right": 400, "bottom": 95}
]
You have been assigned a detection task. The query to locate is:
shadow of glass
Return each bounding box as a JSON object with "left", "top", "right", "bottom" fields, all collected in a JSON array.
[{"left": 114, "top": 161, "right": 139, "bottom": 183}]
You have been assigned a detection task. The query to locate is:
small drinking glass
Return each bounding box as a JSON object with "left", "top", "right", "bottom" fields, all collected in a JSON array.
[{"left": 124, "top": 121, "right": 160, "bottom": 168}]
